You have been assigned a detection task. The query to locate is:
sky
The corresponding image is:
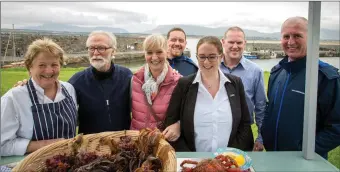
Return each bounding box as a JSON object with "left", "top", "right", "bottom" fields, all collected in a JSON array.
[{"left": 1, "top": 2, "right": 339, "bottom": 33}]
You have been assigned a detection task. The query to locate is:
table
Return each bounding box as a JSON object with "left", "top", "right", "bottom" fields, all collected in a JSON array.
[
  {"left": 0, "top": 156, "right": 25, "bottom": 166},
  {"left": 1, "top": 151, "right": 339, "bottom": 171},
  {"left": 176, "top": 151, "right": 339, "bottom": 172}
]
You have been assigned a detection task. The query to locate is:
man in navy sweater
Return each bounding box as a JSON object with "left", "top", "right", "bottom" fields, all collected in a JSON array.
[
  {"left": 261, "top": 16, "right": 340, "bottom": 159},
  {"left": 166, "top": 27, "right": 198, "bottom": 76},
  {"left": 69, "top": 31, "right": 133, "bottom": 134}
]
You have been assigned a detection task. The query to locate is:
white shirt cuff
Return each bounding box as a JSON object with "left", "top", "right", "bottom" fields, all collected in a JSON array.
[{"left": 14, "top": 138, "right": 31, "bottom": 156}]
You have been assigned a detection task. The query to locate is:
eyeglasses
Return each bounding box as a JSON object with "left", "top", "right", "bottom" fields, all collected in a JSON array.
[
  {"left": 87, "top": 46, "right": 112, "bottom": 53},
  {"left": 196, "top": 54, "right": 220, "bottom": 62}
]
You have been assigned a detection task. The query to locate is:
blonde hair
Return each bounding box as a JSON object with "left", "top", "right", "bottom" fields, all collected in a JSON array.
[
  {"left": 24, "top": 38, "right": 65, "bottom": 70},
  {"left": 86, "top": 30, "right": 117, "bottom": 50},
  {"left": 143, "top": 34, "right": 167, "bottom": 51}
]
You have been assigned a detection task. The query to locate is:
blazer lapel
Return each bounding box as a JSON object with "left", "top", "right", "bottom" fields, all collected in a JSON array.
[
  {"left": 224, "top": 81, "right": 240, "bottom": 146},
  {"left": 182, "top": 83, "right": 199, "bottom": 151}
]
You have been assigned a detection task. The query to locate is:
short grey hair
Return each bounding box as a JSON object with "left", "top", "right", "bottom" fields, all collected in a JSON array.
[
  {"left": 281, "top": 16, "right": 308, "bottom": 32},
  {"left": 86, "top": 30, "right": 117, "bottom": 50},
  {"left": 224, "top": 26, "right": 246, "bottom": 39}
]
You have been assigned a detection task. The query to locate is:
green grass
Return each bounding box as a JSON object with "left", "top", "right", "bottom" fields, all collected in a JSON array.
[
  {"left": 0, "top": 67, "right": 85, "bottom": 96},
  {"left": 264, "top": 71, "right": 270, "bottom": 91},
  {"left": 0, "top": 67, "right": 339, "bottom": 169}
]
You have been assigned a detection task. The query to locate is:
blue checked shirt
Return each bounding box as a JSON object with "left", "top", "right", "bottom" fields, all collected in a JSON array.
[{"left": 220, "top": 57, "right": 267, "bottom": 143}]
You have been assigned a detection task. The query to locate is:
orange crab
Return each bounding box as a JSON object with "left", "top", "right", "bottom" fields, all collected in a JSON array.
[{"left": 180, "top": 155, "right": 242, "bottom": 172}]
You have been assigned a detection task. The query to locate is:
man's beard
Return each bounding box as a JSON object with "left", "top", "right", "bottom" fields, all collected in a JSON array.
[
  {"left": 169, "top": 49, "right": 183, "bottom": 58},
  {"left": 90, "top": 55, "right": 111, "bottom": 72}
]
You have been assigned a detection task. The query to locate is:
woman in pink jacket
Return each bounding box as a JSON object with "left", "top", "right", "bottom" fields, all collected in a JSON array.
[{"left": 130, "top": 34, "right": 181, "bottom": 142}]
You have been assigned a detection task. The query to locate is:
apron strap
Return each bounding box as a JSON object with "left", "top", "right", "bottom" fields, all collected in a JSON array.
[
  {"left": 26, "top": 78, "right": 41, "bottom": 140},
  {"left": 61, "top": 84, "right": 77, "bottom": 110},
  {"left": 26, "top": 78, "right": 39, "bottom": 106}
]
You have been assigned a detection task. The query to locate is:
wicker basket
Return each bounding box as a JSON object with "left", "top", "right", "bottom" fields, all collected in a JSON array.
[{"left": 12, "top": 130, "right": 176, "bottom": 172}]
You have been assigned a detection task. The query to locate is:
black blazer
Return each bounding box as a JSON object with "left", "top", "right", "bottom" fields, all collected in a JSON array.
[{"left": 165, "top": 72, "right": 254, "bottom": 152}]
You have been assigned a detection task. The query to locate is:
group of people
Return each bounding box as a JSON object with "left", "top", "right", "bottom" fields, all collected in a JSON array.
[{"left": 1, "top": 16, "right": 339, "bottom": 160}]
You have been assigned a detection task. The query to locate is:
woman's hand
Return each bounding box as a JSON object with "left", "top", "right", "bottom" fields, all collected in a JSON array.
[
  {"left": 162, "top": 121, "right": 180, "bottom": 142},
  {"left": 26, "top": 138, "right": 64, "bottom": 153}
]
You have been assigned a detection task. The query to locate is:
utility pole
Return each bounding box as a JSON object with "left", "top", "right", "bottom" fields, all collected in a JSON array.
[{"left": 12, "top": 24, "right": 16, "bottom": 60}]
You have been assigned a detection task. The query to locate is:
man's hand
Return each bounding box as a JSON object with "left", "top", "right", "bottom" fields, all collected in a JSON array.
[
  {"left": 162, "top": 121, "right": 180, "bottom": 142},
  {"left": 13, "top": 79, "right": 28, "bottom": 87},
  {"left": 253, "top": 141, "right": 264, "bottom": 151}
]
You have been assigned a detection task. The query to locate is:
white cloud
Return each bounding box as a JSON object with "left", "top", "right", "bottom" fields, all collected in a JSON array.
[{"left": 1, "top": 2, "right": 339, "bottom": 33}]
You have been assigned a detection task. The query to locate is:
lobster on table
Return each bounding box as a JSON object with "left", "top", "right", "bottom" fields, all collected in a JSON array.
[{"left": 180, "top": 154, "right": 249, "bottom": 172}]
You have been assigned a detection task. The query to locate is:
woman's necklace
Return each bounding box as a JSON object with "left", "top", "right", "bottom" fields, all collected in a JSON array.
[
  {"left": 203, "top": 81, "right": 214, "bottom": 89},
  {"left": 202, "top": 72, "right": 219, "bottom": 89}
]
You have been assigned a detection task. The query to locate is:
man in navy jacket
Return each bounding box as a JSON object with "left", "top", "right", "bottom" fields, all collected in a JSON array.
[
  {"left": 166, "top": 27, "right": 198, "bottom": 76},
  {"left": 261, "top": 16, "right": 340, "bottom": 159},
  {"left": 69, "top": 31, "right": 132, "bottom": 134}
]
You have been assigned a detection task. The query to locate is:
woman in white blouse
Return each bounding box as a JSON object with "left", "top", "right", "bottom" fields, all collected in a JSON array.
[
  {"left": 165, "top": 36, "right": 253, "bottom": 152},
  {"left": 1, "top": 38, "right": 77, "bottom": 156}
]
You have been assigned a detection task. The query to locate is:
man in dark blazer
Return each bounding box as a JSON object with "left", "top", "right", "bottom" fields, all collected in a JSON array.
[{"left": 165, "top": 72, "right": 254, "bottom": 152}]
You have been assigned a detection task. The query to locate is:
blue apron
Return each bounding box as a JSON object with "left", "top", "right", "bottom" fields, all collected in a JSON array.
[{"left": 27, "top": 79, "right": 77, "bottom": 141}]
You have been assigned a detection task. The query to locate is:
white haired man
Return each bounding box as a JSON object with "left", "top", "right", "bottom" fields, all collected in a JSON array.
[{"left": 69, "top": 30, "right": 133, "bottom": 134}]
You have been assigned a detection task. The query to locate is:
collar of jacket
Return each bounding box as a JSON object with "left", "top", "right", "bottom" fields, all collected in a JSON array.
[
  {"left": 279, "top": 56, "right": 307, "bottom": 73},
  {"left": 167, "top": 53, "right": 197, "bottom": 68},
  {"left": 90, "top": 62, "right": 115, "bottom": 80},
  {"left": 167, "top": 53, "right": 186, "bottom": 63}
]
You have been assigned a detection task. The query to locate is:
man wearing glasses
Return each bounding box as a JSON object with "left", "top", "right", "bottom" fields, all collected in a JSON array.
[
  {"left": 167, "top": 27, "right": 198, "bottom": 76},
  {"left": 68, "top": 30, "right": 133, "bottom": 134},
  {"left": 220, "top": 26, "right": 267, "bottom": 151}
]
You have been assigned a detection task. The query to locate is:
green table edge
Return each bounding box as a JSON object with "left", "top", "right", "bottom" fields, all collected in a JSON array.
[{"left": 0, "top": 155, "right": 26, "bottom": 166}]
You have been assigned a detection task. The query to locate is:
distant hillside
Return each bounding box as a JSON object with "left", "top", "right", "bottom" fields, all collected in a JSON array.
[
  {"left": 20, "top": 23, "right": 129, "bottom": 34},
  {"left": 320, "top": 29, "right": 340, "bottom": 41},
  {"left": 145, "top": 24, "right": 340, "bottom": 41},
  {"left": 2, "top": 23, "right": 339, "bottom": 40}
]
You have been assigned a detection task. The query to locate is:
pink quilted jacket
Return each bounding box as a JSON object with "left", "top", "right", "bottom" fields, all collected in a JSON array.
[{"left": 130, "top": 65, "right": 181, "bottom": 130}]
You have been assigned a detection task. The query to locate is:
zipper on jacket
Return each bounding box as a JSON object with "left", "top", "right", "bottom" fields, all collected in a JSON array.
[
  {"left": 106, "top": 99, "right": 112, "bottom": 125},
  {"left": 274, "top": 72, "right": 291, "bottom": 151},
  {"left": 97, "top": 81, "right": 112, "bottom": 126},
  {"left": 169, "top": 59, "right": 175, "bottom": 68}
]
